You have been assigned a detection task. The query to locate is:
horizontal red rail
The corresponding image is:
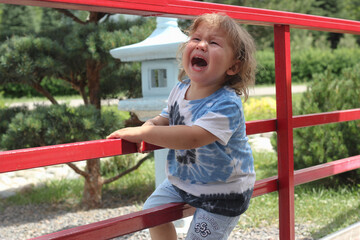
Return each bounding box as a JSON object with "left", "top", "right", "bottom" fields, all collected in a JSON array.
[
  {"left": 245, "top": 108, "right": 360, "bottom": 136},
  {"left": 1, "top": 108, "right": 359, "bottom": 173},
  {"left": 31, "top": 202, "right": 195, "bottom": 240},
  {"left": 293, "top": 108, "right": 360, "bottom": 128},
  {"left": 25, "top": 155, "right": 360, "bottom": 240},
  {"left": 252, "top": 176, "right": 278, "bottom": 197},
  {"left": 0, "top": 139, "right": 135, "bottom": 173},
  {"left": 294, "top": 155, "right": 360, "bottom": 186},
  {"left": 254, "top": 155, "right": 360, "bottom": 196},
  {"left": 246, "top": 119, "right": 277, "bottom": 135},
  {"left": 253, "top": 155, "right": 360, "bottom": 198},
  {"left": 0, "top": 0, "right": 359, "bottom": 34},
  {"left": 0, "top": 122, "right": 275, "bottom": 173}
]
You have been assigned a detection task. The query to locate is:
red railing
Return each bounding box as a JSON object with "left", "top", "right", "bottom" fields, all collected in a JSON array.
[{"left": 0, "top": 1, "right": 360, "bottom": 239}]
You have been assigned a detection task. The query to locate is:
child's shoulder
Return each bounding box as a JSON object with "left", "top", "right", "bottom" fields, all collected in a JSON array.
[
  {"left": 208, "top": 87, "right": 243, "bottom": 111},
  {"left": 217, "top": 86, "right": 243, "bottom": 103}
]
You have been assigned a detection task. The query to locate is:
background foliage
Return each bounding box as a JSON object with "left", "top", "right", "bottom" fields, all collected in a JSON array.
[
  {"left": 256, "top": 48, "right": 360, "bottom": 85},
  {"left": 293, "top": 65, "right": 360, "bottom": 174}
]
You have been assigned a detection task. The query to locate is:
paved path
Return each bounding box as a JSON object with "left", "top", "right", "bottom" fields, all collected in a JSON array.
[
  {"left": 9, "top": 98, "right": 119, "bottom": 110},
  {"left": 8, "top": 84, "right": 307, "bottom": 109},
  {"left": 250, "top": 84, "right": 307, "bottom": 96}
]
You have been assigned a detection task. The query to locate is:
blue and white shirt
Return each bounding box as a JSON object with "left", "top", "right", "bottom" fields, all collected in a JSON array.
[{"left": 160, "top": 80, "right": 255, "bottom": 217}]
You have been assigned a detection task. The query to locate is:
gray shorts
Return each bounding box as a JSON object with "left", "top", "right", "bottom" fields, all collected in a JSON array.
[{"left": 143, "top": 179, "right": 240, "bottom": 240}]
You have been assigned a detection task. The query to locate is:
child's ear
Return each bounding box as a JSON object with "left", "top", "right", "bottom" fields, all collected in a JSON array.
[{"left": 226, "top": 60, "right": 241, "bottom": 76}]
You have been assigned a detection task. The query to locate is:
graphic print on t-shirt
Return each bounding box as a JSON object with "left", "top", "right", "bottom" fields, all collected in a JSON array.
[{"left": 169, "top": 101, "right": 197, "bottom": 165}]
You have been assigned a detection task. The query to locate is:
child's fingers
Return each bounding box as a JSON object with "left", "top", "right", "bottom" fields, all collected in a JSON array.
[
  {"left": 106, "top": 131, "right": 121, "bottom": 139},
  {"left": 106, "top": 133, "right": 115, "bottom": 139}
]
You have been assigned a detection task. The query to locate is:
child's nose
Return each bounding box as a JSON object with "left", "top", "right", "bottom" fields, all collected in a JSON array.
[{"left": 196, "top": 40, "right": 207, "bottom": 51}]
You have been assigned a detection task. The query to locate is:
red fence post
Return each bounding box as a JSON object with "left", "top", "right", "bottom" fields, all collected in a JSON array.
[{"left": 274, "top": 24, "right": 295, "bottom": 240}]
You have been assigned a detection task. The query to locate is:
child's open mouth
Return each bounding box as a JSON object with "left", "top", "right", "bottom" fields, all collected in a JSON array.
[{"left": 191, "top": 56, "right": 208, "bottom": 68}]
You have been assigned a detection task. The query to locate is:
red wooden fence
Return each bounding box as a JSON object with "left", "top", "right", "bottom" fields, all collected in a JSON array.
[{"left": 0, "top": 1, "right": 360, "bottom": 239}]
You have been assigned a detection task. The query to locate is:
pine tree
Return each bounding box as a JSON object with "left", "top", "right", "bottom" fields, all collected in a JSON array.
[{"left": 0, "top": 5, "right": 154, "bottom": 208}]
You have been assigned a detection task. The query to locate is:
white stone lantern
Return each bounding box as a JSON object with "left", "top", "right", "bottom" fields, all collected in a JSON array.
[
  {"left": 110, "top": 17, "right": 188, "bottom": 187},
  {"left": 110, "top": 17, "right": 191, "bottom": 231}
]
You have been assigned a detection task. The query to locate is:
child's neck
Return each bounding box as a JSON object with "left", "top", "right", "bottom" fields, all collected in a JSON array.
[{"left": 185, "top": 82, "right": 223, "bottom": 100}]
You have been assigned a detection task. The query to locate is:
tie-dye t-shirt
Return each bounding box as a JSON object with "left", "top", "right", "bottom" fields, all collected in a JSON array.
[{"left": 160, "top": 80, "right": 256, "bottom": 217}]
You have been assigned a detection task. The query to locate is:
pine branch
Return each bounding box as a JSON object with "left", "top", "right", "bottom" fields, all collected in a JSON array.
[
  {"left": 31, "top": 82, "right": 59, "bottom": 105},
  {"left": 56, "top": 9, "right": 86, "bottom": 25},
  {"left": 67, "top": 162, "right": 89, "bottom": 178},
  {"left": 103, "top": 154, "right": 151, "bottom": 185}
]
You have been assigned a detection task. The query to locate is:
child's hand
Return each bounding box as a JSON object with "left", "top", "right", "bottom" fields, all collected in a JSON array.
[
  {"left": 107, "top": 127, "right": 145, "bottom": 152},
  {"left": 106, "top": 127, "right": 143, "bottom": 143}
]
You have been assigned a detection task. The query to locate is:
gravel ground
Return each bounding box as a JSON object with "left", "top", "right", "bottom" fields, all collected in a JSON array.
[{"left": 0, "top": 201, "right": 315, "bottom": 240}]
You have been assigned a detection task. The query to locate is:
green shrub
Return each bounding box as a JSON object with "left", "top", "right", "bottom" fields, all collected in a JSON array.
[
  {"left": 0, "top": 91, "right": 4, "bottom": 108},
  {"left": 1, "top": 104, "right": 124, "bottom": 150},
  {"left": 256, "top": 51, "right": 275, "bottom": 85},
  {"left": 0, "top": 106, "right": 28, "bottom": 147},
  {"left": 244, "top": 97, "right": 276, "bottom": 121},
  {"left": 0, "top": 106, "right": 28, "bottom": 133},
  {"left": 290, "top": 65, "right": 360, "bottom": 183},
  {"left": 291, "top": 48, "right": 360, "bottom": 83},
  {"left": 255, "top": 48, "right": 360, "bottom": 85}
]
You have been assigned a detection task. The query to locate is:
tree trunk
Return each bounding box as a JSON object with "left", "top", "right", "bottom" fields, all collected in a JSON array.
[
  {"left": 87, "top": 59, "right": 102, "bottom": 109},
  {"left": 79, "top": 84, "right": 89, "bottom": 105},
  {"left": 82, "top": 158, "right": 103, "bottom": 209},
  {"left": 82, "top": 60, "right": 103, "bottom": 208}
]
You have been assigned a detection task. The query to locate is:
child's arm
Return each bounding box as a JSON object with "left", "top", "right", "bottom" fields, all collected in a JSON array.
[
  {"left": 107, "top": 124, "right": 218, "bottom": 150},
  {"left": 142, "top": 115, "right": 169, "bottom": 127}
]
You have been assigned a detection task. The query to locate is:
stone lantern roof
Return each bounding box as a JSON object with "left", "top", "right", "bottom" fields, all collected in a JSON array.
[{"left": 110, "top": 17, "right": 188, "bottom": 62}]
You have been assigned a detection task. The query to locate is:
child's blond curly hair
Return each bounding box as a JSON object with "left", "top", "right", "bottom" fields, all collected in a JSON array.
[{"left": 178, "top": 13, "right": 257, "bottom": 100}]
